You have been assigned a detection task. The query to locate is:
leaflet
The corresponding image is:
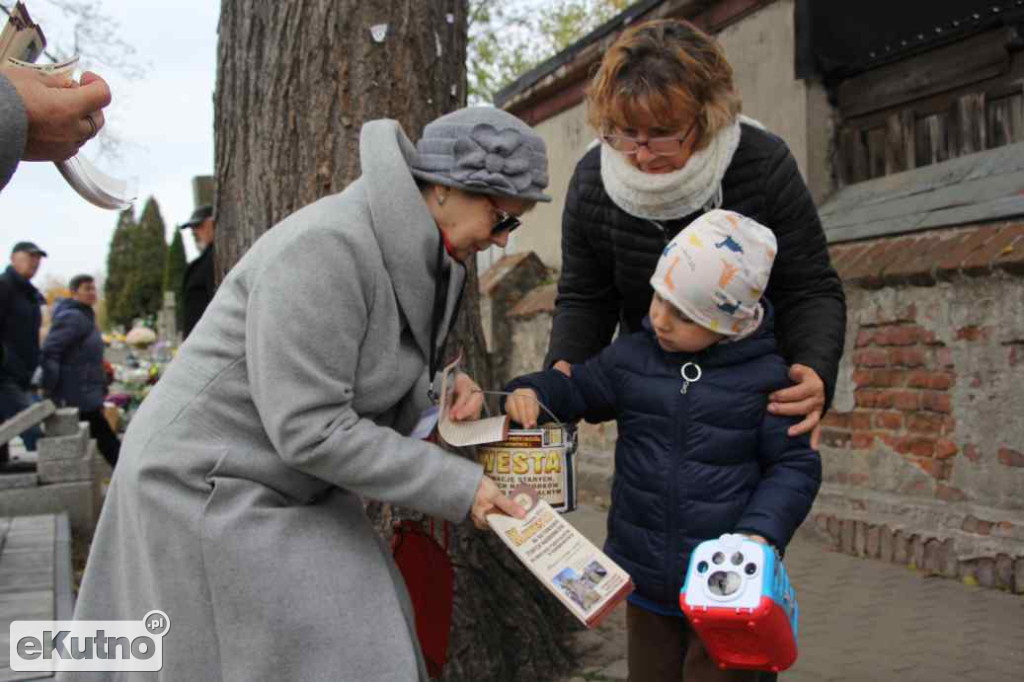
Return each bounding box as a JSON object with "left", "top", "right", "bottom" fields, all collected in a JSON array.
[
  {"left": 0, "top": 2, "right": 44, "bottom": 64},
  {"left": 436, "top": 356, "right": 509, "bottom": 447},
  {"left": 487, "top": 485, "right": 632, "bottom": 628}
]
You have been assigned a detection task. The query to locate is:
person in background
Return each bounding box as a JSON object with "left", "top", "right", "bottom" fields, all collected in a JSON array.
[
  {"left": 0, "top": 241, "right": 46, "bottom": 461},
  {"left": 178, "top": 205, "right": 216, "bottom": 339},
  {"left": 0, "top": 66, "right": 111, "bottom": 192},
  {"left": 41, "top": 274, "right": 119, "bottom": 467}
]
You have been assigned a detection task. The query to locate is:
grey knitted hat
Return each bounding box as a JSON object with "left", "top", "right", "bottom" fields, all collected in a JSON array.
[{"left": 410, "top": 107, "right": 552, "bottom": 202}]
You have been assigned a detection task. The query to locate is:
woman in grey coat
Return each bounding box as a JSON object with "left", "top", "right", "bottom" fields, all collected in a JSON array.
[{"left": 67, "top": 107, "right": 550, "bottom": 681}]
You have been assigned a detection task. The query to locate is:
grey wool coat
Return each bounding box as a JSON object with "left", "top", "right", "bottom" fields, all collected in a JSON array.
[
  {"left": 65, "top": 121, "right": 484, "bottom": 681},
  {"left": 0, "top": 73, "right": 28, "bottom": 192}
]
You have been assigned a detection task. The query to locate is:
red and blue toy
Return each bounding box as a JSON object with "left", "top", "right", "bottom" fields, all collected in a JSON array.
[{"left": 679, "top": 534, "right": 799, "bottom": 673}]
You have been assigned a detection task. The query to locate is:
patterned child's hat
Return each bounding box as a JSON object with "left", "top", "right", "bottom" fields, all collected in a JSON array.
[{"left": 650, "top": 209, "right": 777, "bottom": 339}]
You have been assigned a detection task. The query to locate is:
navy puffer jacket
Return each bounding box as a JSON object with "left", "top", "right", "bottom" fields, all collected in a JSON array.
[
  {"left": 41, "top": 298, "right": 106, "bottom": 413},
  {"left": 508, "top": 309, "right": 821, "bottom": 610}
]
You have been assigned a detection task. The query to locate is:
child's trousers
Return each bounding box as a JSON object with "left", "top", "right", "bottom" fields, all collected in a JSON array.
[{"left": 626, "top": 603, "right": 776, "bottom": 682}]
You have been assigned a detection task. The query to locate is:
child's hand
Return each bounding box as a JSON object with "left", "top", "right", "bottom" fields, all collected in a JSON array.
[{"left": 505, "top": 388, "right": 541, "bottom": 428}]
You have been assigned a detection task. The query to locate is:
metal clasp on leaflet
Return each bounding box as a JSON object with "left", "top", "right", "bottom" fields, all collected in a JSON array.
[{"left": 680, "top": 362, "right": 702, "bottom": 394}]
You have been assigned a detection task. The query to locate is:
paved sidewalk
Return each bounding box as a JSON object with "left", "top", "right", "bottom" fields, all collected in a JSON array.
[
  {"left": 0, "top": 513, "right": 73, "bottom": 682},
  {"left": 560, "top": 502, "right": 1024, "bottom": 682}
]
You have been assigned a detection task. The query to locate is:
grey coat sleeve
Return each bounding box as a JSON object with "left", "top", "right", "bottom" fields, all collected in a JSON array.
[
  {"left": 244, "top": 232, "right": 483, "bottom": 524},
  {"left": 0, "top": 73, "right": 28, "bottom": 192}
]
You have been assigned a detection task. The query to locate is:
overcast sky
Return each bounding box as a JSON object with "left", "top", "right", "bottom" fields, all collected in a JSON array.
[{"left": 1, "top": 0, "right": 220, "bottom": 286}]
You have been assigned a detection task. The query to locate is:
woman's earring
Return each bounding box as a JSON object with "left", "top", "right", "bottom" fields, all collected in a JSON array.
[{"left": 437, "top": 190, "right": 447, "bottom": 206}]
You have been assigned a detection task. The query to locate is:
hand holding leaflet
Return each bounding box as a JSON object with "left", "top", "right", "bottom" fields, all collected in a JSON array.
[
  {"left": 1, "top": 3, "right": 133, "bottom": 209},
  {"left": 436, "top": 356, "right": 509, "bottom": 447},
  {"left": 486, "top": 485, "right": 633, "bottom": 628}
]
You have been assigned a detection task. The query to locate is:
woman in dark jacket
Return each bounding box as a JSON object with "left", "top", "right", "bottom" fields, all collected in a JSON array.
[
  {"left": 40, "top": 274, "right": 119, "bottom": 466},
  {"left": 547, "top": 19, "right": 846, "bottom": 448}
]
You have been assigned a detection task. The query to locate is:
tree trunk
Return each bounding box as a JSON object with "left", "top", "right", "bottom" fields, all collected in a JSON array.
[
  {"left": 214, "top": 0, "right": 469, "bottom": 279},
  {"left": 213, "top": 2, "right": 576, "bottom": 680}
]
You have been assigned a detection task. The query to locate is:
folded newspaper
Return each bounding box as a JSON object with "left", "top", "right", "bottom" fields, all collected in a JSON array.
[
  {"left": 487, "top": 485, "right": 633, "bottom": 628},
  {"left": 1, "top": 1, "right": 135, "bottom": 210}
]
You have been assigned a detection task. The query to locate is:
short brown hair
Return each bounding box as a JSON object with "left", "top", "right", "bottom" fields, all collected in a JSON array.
[
  {"left": 586, "top": 19, "right": 741, "bottom": 151},
  {"left": 69, "top": 274, "right": 95, "bottom": 292}
]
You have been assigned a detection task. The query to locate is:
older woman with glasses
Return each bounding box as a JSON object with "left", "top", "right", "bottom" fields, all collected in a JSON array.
[
  {"left": 545, "top": 18, "right": 845, "bottom": 682},
  {"left": 549, "top": 18, "right": 845, "bottom": 442},
  {"left": 69, "top": 107, "right": 549, "bottom": 682}
]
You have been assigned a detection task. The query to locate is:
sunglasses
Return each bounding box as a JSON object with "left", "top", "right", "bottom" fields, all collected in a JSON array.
[
  {"left": 488, "top": 198, "right": 521, "bottom": 235},
  {"left": 603, "top": 119, "right": 699, "bottom": 157}
]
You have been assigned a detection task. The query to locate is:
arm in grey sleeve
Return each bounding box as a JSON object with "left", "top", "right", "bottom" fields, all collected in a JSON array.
[
  {"left": 0, "top": 73, "right": 28, "bottom": 192},
  {"left": 245, "top": 233, "right": 483, "bottom": 523}
]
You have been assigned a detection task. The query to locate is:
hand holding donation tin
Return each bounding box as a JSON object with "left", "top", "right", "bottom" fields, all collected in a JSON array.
[{"left": 505, "top": 387, "right": 541, "bottom": 428}]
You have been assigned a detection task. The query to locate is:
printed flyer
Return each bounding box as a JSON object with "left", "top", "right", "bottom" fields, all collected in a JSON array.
[{"left": 488, "top": 486, "right": 632, "bottom": 628}]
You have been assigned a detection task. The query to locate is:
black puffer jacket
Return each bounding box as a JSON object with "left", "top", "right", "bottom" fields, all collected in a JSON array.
[{"left": 546, "top": 123, "right": 847, "bottom": 406}]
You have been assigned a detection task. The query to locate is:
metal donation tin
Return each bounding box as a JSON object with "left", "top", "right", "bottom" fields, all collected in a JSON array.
[{"left": 476, "top": 423, "right": 578, "bottom": 513}]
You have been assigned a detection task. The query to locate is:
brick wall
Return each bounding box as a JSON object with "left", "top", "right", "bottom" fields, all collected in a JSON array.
[{"left": 819, "top": 221, "right": 1024, "bottom": 591}]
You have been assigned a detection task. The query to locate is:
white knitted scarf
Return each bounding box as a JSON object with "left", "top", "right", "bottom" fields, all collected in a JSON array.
[{"left": 600, "top": 116, "right": 760, "bottom": 221}]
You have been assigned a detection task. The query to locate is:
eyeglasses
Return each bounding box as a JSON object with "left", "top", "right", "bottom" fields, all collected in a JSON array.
[
  {"left": 603, "top": 120, "right": 698, "bottom": 157},
  {"left": 488, "top": 199, "right": 521, "bottom": 236}
]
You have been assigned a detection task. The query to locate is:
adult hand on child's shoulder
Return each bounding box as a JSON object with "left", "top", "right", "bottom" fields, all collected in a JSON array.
[
  {"left": 553, "top": 360, "right": 572, "bottom": 377},
  {"left": 768, "top": 364, "right": 824, "bottom": 449}
]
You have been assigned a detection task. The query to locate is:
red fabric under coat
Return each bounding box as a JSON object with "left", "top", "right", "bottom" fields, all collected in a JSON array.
[{"left": 391, "top": 519, "right": 454, "bottom": 678}]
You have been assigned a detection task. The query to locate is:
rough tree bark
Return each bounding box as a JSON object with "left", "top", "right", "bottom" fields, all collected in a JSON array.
[{"left": 212, "top": 2, "right": 576, "bottom": 680}]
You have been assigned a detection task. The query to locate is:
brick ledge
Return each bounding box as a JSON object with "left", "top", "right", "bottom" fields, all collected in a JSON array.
[{"left": 830, "top": 220, "right": 1024, "bottom": 288}]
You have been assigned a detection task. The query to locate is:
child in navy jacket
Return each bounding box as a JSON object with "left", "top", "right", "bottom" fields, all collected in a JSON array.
[{"left": 504, "top": 210, "right": 821, "bottom": 682}]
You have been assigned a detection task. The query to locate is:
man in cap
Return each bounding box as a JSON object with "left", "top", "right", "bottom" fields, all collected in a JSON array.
[
  {"left": 179, "top": 205, "right": 216, "bottom": 339},
  {"left": 0, "top": 242, "right": 47, "bottom": 459}
]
